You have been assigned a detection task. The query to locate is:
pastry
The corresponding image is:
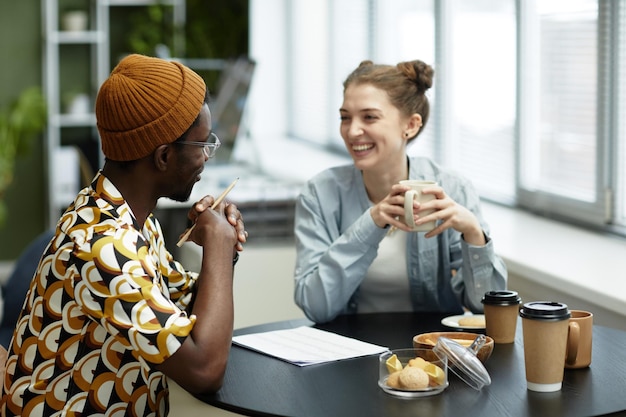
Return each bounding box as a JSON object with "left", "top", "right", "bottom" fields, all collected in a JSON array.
[
  {"left": 458, "top": 316, "right": 485, "bottom": 327},
  {"left": 398, "top": 366, "right": 429, "bottom": 390}
]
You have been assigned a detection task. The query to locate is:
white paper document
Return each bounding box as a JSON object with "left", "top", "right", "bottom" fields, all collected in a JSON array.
[{"left": 232, "top": 326, "right": 389, "bottom": 366}]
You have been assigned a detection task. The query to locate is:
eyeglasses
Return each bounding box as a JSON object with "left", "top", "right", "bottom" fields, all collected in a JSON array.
[{"left": 176, "top": 132, "right": 221, "bottom": 158}]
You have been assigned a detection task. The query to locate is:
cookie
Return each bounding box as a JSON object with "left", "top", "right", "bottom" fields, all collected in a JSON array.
[
  {"left": 398, "top": 366, "right": 429, "bottom": 390},
  {"left": 458, "top": 316, "right": 485, "bottom": 327},
  {"left": 386, "top": 371, "right": 402, "bottom": 388}
]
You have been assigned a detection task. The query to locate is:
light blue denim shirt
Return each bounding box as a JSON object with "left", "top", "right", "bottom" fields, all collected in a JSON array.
[{"left": 293, "top": 157, "right": 508, "bottom": 323}]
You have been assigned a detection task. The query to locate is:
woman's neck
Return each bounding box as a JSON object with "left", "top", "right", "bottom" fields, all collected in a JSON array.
[{"left": 362, "top": 157, "right": 409, "bottom": 203}]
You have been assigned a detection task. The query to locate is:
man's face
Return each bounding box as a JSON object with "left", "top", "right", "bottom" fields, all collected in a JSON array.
[{"left": 169, "top": 104, "right": 212, "bottom": 202}]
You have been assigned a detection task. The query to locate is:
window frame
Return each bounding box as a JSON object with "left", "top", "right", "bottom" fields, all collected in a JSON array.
[
  {"left": 515, "top": 0, "right": 613, "bottom": 228},
  {"left": 250, "top": 0, "right": 626, "bottom": 237}
]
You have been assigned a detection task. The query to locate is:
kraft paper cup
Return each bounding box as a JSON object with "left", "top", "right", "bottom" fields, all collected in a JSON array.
[
  {"left": 520, "top": 301, "right": 571, "bottom": 392},
  {"left": 400, "top": 180, "right": 437, "bottom": 232},
  {"left": 481, "top": 290, "right": 522, "bottom": 344}
]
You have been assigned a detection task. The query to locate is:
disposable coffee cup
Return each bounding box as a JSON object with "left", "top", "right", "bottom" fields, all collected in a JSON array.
[
  {"left": 481, "top": 290, "right": 521, "bottom": 344},
  {"left": 520, "top": 301, "right": 571, "bottom": 392},
  {"left": 400, "top": 180, "right": 437, "bottom": 232}
]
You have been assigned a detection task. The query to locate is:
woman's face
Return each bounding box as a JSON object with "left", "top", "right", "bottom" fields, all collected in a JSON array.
[{"left": 339, "top": 83, "right": 408, "bottom": 172}]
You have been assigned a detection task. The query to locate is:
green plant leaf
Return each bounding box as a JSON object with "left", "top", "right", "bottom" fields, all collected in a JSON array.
[{"left": 0, "top": 86, "right": 47, "bottom": 228}]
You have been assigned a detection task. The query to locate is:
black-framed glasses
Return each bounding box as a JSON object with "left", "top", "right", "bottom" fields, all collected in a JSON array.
[{"left": 176, "top": 132, "right": 221, "bottom": 158}]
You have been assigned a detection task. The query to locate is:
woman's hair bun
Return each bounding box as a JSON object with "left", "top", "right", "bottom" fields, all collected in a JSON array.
[{"left": 398, "top": 60, "right": 434, "bottom": 94}]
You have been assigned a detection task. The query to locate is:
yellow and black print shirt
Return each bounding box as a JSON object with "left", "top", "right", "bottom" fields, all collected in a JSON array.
[{"left": 1, "top": 172, "right": 197, "bottom": 416}]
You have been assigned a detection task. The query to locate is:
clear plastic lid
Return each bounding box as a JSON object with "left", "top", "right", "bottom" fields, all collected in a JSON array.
[{"left": 432, "top": 335, "right": 492, "bottom": 390}]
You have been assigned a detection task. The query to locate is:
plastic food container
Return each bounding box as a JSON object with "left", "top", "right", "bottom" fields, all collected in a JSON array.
[{"left": 378, "top": 348, "right": 449, "bottom": 398}]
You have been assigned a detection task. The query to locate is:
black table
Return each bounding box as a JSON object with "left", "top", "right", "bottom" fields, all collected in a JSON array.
[{"left": 197, "top": 312, "right": 626, "bottom": 417}]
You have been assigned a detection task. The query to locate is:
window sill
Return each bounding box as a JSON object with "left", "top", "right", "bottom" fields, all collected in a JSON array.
[{"left": 482, "top": 202, "right": 626, "bottom": 322}]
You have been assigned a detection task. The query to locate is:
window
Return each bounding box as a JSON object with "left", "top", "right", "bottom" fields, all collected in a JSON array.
[
  {"left": 444, "top": 0, "right": 517, "bottom": 203},
  {"left": 250, "top": 0, "right": 626, "bottom": 236},
  {"left": 288, "top": 2, "right": 331, "bottom": 144},
  {"left": 287, "top": 1, "right": 370, "bottom": 149},
  {"left": 375, "top": 0, "right": 437, "bottom": 160},
  {"left": 518, "top": 0, "right": 607, "bottom": 226}
]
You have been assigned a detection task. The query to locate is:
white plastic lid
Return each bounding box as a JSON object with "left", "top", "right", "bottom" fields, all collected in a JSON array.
[{"left": 432, "top": 335, "right": 492, "bottom": 390}]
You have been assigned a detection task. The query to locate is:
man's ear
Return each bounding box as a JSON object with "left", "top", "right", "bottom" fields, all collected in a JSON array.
[{"left": 153, "top": 144, "right": 171, "bottom": 172}]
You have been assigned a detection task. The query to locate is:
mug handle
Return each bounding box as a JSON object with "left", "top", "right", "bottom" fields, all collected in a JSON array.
[
  {"left": 404, "top": 190, "right": 418, "bottom": 228},
  {"left": 566, "top": 321, "right": 580, "bottom": 365}
]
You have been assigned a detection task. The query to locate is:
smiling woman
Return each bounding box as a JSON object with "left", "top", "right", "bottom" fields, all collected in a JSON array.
[{"left": 292, "top": 58, "right": 507, "bottom": 324}]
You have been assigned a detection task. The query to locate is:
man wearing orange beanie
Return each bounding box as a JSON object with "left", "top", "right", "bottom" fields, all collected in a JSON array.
[{"left": 1, "top": 54, "right": 246, "bottom": 416}]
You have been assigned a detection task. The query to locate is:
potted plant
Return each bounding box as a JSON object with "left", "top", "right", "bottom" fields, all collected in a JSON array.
[
  {"left": 0, "top": 86, "right": 47, "bottom": 227},
  {"left": 126, "top": 4, "right": 178, "bottom": 57}
]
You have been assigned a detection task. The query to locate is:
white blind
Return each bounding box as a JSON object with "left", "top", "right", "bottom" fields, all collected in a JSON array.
[
  {"left": 288, "top": 2, "right": 330, "bottom": 142},
  {"left": 534, "top": 0, "right": 598, "bottom": 201},
  {"left": 517, "top": 0, "right": 609, "bottom": 226},
  {"left": 445, "top": 0, "right": 517, "bottom": 203}
]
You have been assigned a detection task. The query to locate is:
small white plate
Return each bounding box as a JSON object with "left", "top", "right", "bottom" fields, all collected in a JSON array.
[{"left": 441, "top": 314, "right": 486, "bottom": 330}]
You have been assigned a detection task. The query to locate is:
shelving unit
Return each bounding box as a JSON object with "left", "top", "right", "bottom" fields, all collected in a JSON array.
[{"left": 41, "top": 0, "right": 185, "bottom": 227}]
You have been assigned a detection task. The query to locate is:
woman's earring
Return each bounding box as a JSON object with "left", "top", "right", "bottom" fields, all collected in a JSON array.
[{"left": 405, "top": 133, "right": 409, "bottom": 137}]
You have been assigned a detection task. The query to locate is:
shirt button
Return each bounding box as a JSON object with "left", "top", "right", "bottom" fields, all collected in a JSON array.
[{"left": 473, "top": 254, "right": 479, "bottom": 260}]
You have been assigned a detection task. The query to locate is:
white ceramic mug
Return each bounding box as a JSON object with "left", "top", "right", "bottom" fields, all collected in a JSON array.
[{"left": 401, "top": 180, "right": 437, "bottom": 232}]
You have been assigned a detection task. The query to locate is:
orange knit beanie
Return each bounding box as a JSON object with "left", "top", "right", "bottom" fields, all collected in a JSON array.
[{"left": 96, "top": 54, "right": 206, "bottom": 161}]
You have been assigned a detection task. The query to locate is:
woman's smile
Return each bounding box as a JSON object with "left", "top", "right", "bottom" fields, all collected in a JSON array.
[{"left": 352, "top": 142, "right": 375, "bottom": 153}]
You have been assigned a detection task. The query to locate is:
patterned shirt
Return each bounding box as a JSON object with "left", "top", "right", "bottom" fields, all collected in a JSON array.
[{"left": 1, "top": 172, "right": 197, "bottom": 416}]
